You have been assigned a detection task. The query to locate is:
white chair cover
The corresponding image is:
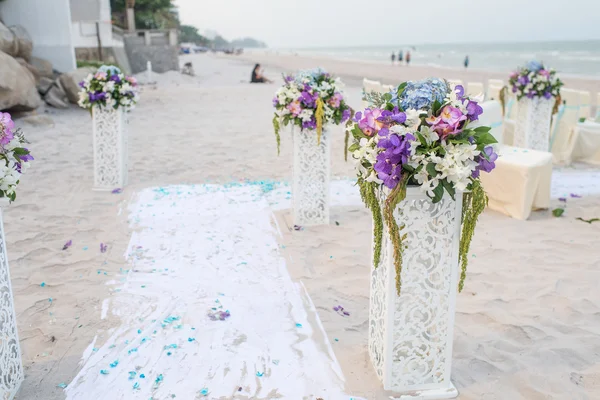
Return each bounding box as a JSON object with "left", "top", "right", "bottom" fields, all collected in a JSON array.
[
  {"left": 467, "top": 82, "right": 485, "bottom": 98},
  {"left": 477, "top": 100, "right": 504, "bottom": 144}
]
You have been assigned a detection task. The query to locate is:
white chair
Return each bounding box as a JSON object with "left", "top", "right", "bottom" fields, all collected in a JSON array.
[
  {"left": 380, "top": 84, "right": 395, "bottom": 94},
  {"left": 487, "top": 84, "right": 504, "bottom": 102},
  {"left": 488, "top": 79, "right": 504, "bottom": 88},
  {"left": 447, "top": 79, "right": 463, "bottom": 87},
  {"left": 502, "top": 91, "right": 519, "bottom": 146},
  {"left": 550, "top": 88, "right": 582, "bottom": 163},
  {"left": 479, "top": 146, "right": 553, "bottom": 220},
  {"left": 466, "top": 82, "right": 485, "bottom": 98},
  {"left": 575, "top": 90, "right": 591, "bottom": 120},
  {"left": 477, "top": 100, "right": 504, "bottom": 144}
]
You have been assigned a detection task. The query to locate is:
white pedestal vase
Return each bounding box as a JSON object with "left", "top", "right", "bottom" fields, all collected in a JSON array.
[
  {"left": 292, "top": 128, "right": 330, "bottom": 226},
  {"left": 0, "top": 199, "right": 24, "bottom": 400},
  {"left": 368, "top": 188, "right": 462, "bottom": 398},
  {"left": 514, "top": 97, "right": 554, "bottom": 151},
  {"left": 92, "top": 107, "right": 129, "bottom": 190}
]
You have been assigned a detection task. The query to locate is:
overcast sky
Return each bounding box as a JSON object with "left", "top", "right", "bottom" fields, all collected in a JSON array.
[{"left": 174, "top": 0, "right": 600, "bottom": 48}]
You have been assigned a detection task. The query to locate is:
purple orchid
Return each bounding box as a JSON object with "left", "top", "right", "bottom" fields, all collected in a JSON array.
[
  {"left": 302, "top": 118, "right": 317, "bottom": 130},
  {"left": 466, "top": 101, "right": 483, "bottom": 121},
  {"left": 341, "top": 108, "right": 351, "bottom": 123},
  {"left": 518, "top": 76, "right": 529, "bottom": 86},
  {"left": 543, "top": 91, "right": 552, "bottom": 99},
  {"left": 472, "top": 146, "right": 498, "bottom": 178}
]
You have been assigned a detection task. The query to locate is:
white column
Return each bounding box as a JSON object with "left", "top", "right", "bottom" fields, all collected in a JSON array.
[
  {"left": 0, "top": 199, "right": 24, "bottom": 400},
  {"left": 292, "top": 128, "right": 330, "bottom": 226},
  {"left": 368, "top": 188, "right": 461, "bottom": 398},
  {"left": 92, "top": 107, "right": 129, "bottom": 190},
  {"left": 514, "top": 97, "right": 554, "bottom": 151}
]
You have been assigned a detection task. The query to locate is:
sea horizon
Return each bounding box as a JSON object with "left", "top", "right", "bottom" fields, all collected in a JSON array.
[{"left": 267, "top": 39, "right": 600, "bottom": 79}]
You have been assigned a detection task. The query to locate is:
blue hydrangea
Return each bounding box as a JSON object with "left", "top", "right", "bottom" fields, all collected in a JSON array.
[
  {"left": 98, "top": 65, "right": 121, "bottom": 75},
  {"left": 526, "top": 60, "right": 543, "bottom": 72},
  {"left": 398, "top": 78, "right": 449, "bottom": 111},
  {"left": 295, "top": 67, "right": 329, "bottom": 83}
]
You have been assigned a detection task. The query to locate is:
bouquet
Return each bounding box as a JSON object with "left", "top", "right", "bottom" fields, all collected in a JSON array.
[
  {"left": 0, "top": 112, "right": 33, "bottom": 202},
  {"left": 350, "top": 78, "right": 497, "bottom": 294},
  {"left": 272, "top": 68, "right": 352, "bottom": 155},
  {"left": 509, "top": 61, "right": 563, "bottom": 101},
  {"left": 78, "top": 65, "right": 140, "bottom": 111}
]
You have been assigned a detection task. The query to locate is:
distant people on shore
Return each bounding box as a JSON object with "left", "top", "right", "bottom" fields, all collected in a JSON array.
[
  {"left": 251, "top": 63, "right": 272, "bottom": 83},
  {"left": 391, "top": 52, "right": 396, "bottom": 65},
  {"left": 464, "top": 55, "right": 470, "bottom": 69},
  {"left": 406, "top": 51, "right": 411, "bottom": 65},
  {"left": 398, "top": 50, "right": 403, "bottom": 64}
]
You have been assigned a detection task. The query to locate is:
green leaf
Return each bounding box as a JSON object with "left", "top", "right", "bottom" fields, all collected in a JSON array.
[
  {"left": 432, "top": 182, "right": 444, "bottom": 203},
  {"left": 348, "top": 143, "right": 361, "bottom": 152},
  {"left": 576, "top": 217, "right": 599, "bottom": 224},
  {"left": 352, "top": 125, "right": 367, "bottom": 140},
  {"left": 12, "top": 148, "right": 29, "bottom": 155},
  {"left": 473, "top": 126, "right": 492, "bottom": 133},
  {"left": 441, "top": 179, "right": 456, "bottom": 201},
  {"left": 416, "top": 132, "right": 428, "bottom": 147},
  {"left": 396, "top": 82, "right": 407, "bottom": 97},
  {"left": 426, "top": 162, "right": 438, "bottom": 178},
  {"left": 402, "top": 164, "right": 415, "bottom": 173},
  {"left": 432, "top": 100, "right": 442, "bottom": 115},
  {"left": 383, "top": 93, "right": 392, "bottom": 102},
  {"left": 474, "top": 131, "right": 498, "bottom": 148},
  {"left": 552, "top": 208, "right": 565, "bottom": 217}
]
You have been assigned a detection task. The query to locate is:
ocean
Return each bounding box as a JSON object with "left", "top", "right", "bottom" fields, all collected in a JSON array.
[{"left": 287, "top": 40, "right": 600, "bottom": 79}]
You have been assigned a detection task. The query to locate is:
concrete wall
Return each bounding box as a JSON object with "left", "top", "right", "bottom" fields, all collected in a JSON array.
[
  {"left": 0, "top": 0, "right": 76, "bottom": 72},
  {"left": 124, "top": 31, "right": 179, "bottom": 74}
]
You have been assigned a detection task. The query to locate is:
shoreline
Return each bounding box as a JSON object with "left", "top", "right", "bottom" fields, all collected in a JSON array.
[{"left": 232, "top": 50, "right": 600, "bottom": 102}]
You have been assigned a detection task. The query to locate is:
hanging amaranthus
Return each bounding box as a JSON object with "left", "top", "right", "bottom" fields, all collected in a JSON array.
[
  {"left": 272, "top": 116, "right": 281, "bottom": 156},
  {"left": 315, "top": 97, "right": 325, "bottom": 145}
]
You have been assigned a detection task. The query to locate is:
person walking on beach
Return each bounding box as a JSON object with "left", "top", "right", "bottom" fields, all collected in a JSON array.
[
  {"left": 398, "top": 50, "right": 403, "bottom": 64},
  {"left": 391, "top": 52, "right": 396, "bottom": 65},
  {"left": 406, "top": 51, "right": 411, "bottom": 65},
  {"left": 464, "top": 55, "right": 470, "bottom": 69}
]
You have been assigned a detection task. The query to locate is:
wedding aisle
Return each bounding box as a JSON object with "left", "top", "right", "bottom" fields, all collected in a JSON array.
[{"left": 65, "top": 182, "right": 358, "bottom": 399}]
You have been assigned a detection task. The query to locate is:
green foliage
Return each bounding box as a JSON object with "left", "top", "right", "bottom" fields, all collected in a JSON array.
[
  {"left": 383, "top": 176, "right": 409, "bottom": 295},
  {"left": 359, "top": 180, "right": 384, "bottom": 269},
  {"left": 77, "top": 60, "right": 123, "bottom": 71},
  {"left": 179, "top": 25, "right": 208, "bottom": 45},
  {"left": 272, "top": 116, "right": 281, "bottom": 156},
  {"left": 111, "top": 0, "right": 178, "bottom": 29},
  {"left": 552, "top": 208, "right": 565, "bottom": 217},
  {"left": 458, "top": 181, "right": 488, "bottom": 292}
]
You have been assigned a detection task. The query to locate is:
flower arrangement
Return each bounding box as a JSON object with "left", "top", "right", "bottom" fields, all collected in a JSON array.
[
  {"left": 0, "top": 112, "right": 33, "bottom": 201},
  {"left": 272, "top": 68, "right": 352, "bottom": 155},
  {"left": 350, "top": 78, "right": 497, "bottom": 294},
  {"left": 78, "top": 65, "right": 140, "bottom": 111},
  {"left": 509, "top": 61, "right": 563, "bottom": 101}
]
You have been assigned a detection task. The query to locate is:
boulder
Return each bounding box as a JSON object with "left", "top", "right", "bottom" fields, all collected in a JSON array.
[
  {"left": 37, "top": 77, "right": 54, "bottom": 96},
  {"left": 58, "top": 67, "right": 95, "bottom": 104},
  {"left": 0, "top": 50, "right": 42, "bottom": 111},
  {"left": 9, "top": 25, "right": 33, "bottom": 61},
  {"left": 0, "top": 22, "right": 16, "bottom": 57},
  {"left": 15, "top": 57, "right": 41, "bottom": 83},
  {"left": 30, "top": 57, "right": 54, "bottom": 79},
  {"left": 43, "top": 85, "right": 69, "bottom": 109}
]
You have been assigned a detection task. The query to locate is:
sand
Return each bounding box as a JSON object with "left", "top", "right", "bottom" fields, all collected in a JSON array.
[{"left": 4, "top": 53, "right": 600, "bottom": 399}]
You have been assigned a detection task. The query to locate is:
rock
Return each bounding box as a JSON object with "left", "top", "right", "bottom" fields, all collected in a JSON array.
[
  {"left": 43, "top": 82, "right": 69, "bottom": 109},
  {"left": 0, "top": 22, "right": 16, "bottom": 57},
  {"left": 30, "top": 57, "right": 54, "bottom": 79},
  {"left": 15, "top": 57, "right": 40, "bottom": 83},
  {"left": 58, "top": 67, "right": 95, "bottom": 104},
  {"left": 9, "top": 25, "right": 32, "bottom": 61},
  {"left": 0, "top": 50, "right": 42, "bottom": 111},
  {"left": 37, "top": 77, "right": 54, "bottom": 96},
  {"left": 21, "top": 114, "right": 55, "bottom": 127}
]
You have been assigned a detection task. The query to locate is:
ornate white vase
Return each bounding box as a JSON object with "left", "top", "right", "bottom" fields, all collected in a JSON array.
[
  {"left": 368, "top": 188, "right": 462, "bottom": 398},
  {"left": 0, "top": 199, "right": 24, "bottom": 400},
  {"left": 92, "top": 107, "right": 129, "bottom": 190},
  {"left": 514, "top": 97, "right": 554, "bottom": 151},
  {"left": 292, "top": 128, "right": 330, "bottom": 226}
]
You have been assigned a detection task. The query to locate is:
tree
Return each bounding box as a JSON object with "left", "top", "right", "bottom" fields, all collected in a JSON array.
[
  {"left": 179, "top": 25, "right": 209, "bottom": 45},
  {"left": 111, "top": 0, "right": 179, "bottom": 30}
]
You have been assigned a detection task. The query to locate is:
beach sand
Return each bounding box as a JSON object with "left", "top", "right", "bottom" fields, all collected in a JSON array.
[{"left": 5, "top": 53, "right": 600, "bottom": 399}]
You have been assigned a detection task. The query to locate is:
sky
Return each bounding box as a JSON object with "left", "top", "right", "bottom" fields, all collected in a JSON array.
[{"left": 174, "top": 0, "right": 600, "bottom": 48}]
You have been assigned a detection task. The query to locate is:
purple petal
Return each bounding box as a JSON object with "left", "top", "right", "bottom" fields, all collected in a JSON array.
[{"left": 570, "top": 193, "right": 582, "bottom": 198}]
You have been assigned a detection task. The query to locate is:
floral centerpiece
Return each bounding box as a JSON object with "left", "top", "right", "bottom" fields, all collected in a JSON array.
[
  {"left": 350, "top": 78, "right": 497, "bottom": 294},
  {"left": 0, "top": 112, "right": 33, "bottom": 201},
  {"left": 508, "top": 60, "right": 563, "bottom": 101},
  {"left": 78, "top": 65, "right": 140, "bottom": 111},
  {"left": 272, "top": 68, "right": 352, "bottom": 155}
]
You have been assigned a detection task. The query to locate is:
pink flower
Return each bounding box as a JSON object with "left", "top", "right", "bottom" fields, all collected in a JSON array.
[
  {"left": 433, "top": 105, "right": 467, "bottom": 139},
  {"left": 287, "top": 100, "right": 302, "bottom": 116},
  {"left": 358, "top": 108, "right": 384, "bottom": 136},
  {"left": 126, "top": 76, "right": 138, "bottom": 86},
  {"left": 328, "top": 93, "right": 343, "bottom": 108},
  {"left": 94, "top": 72, "right": 107, "bottom": 80},
  {"left": 0, "top": 112, "right": 15, "bottom": 146},
  {"left": 539, "top": 69, "right": 549, "bottom": 77}
]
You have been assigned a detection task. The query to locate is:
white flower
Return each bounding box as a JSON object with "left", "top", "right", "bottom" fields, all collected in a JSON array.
[
  {"left": 365, "top": 170, "right": 383, "bottom": 184},
  {"left": 404, "top": 109, "right": 424, "bottom": 129},
  {"left": 418, "top": 125, "right": 439, "bottom": 146}
]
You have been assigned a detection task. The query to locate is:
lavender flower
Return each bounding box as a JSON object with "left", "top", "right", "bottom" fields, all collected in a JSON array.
[{"left": 472, "top": 146, "right": 498, "bottom": 178}]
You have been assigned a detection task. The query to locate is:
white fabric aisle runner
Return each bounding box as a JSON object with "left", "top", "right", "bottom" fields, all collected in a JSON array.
[{"left": 65, "top": 183, "right": 358, "bottom": 400}]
